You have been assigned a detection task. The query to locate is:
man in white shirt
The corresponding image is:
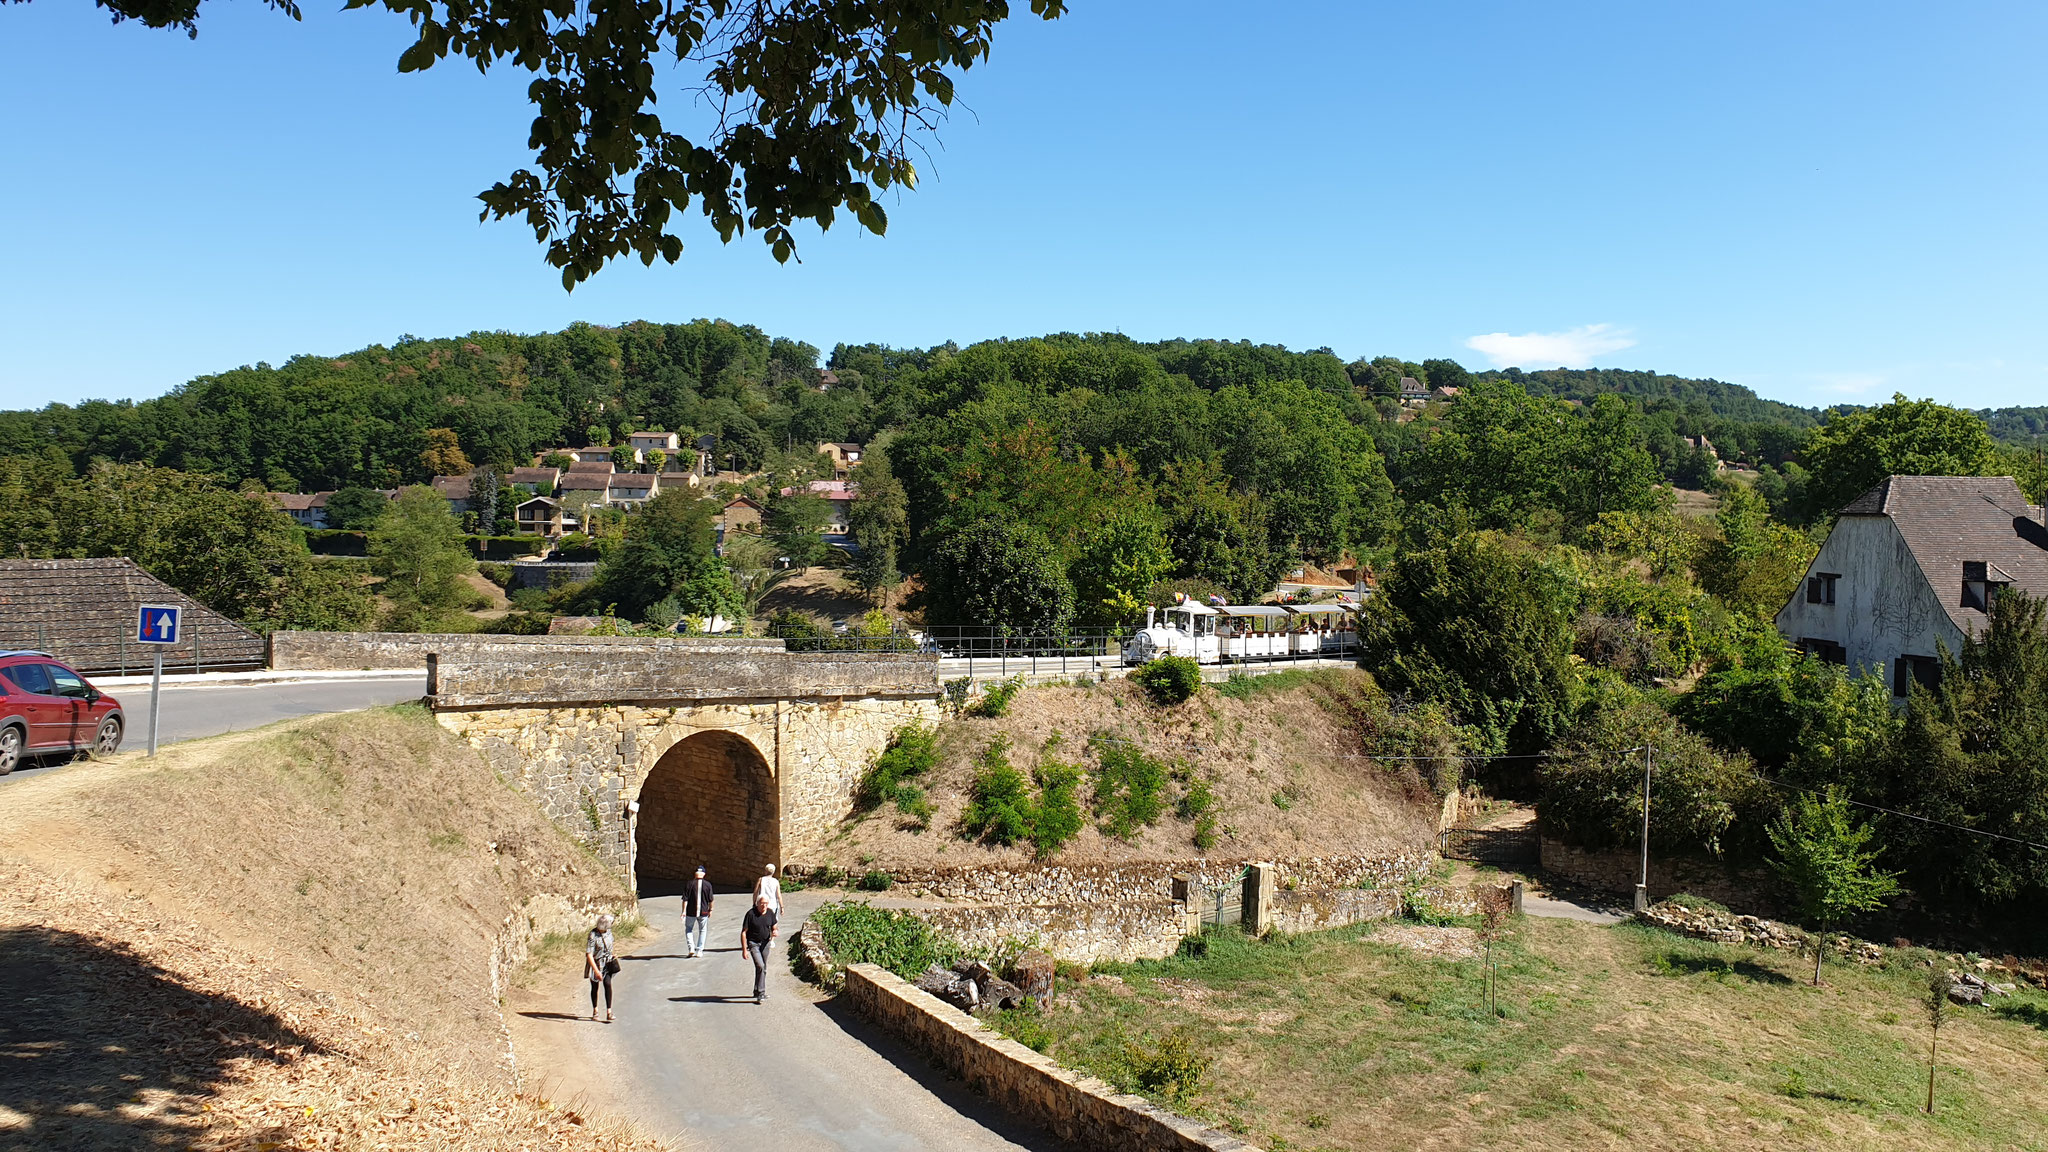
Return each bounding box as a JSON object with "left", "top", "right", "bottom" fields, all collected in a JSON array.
[{"left": 752, "top": 863, "right": 781, "bottom": 915}]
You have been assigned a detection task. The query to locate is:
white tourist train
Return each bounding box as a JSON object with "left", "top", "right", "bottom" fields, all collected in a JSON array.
[{"left": 1122, "top": 597, "right": 1357, "bottom": 666}]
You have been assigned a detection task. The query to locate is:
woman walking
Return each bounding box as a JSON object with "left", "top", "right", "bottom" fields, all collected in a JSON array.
[{"left": 585, "top": 914, "right": 619, "bottom": 1023}]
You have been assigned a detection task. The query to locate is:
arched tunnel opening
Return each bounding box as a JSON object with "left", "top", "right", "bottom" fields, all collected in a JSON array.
[{"left": 633, "top": 730, "right": 780, "bottom": 896}]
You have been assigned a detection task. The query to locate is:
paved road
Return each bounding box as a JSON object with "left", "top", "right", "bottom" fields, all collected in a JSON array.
[
  {"left": 521, "top": 890, "right": 1054, "bottom": 1152},
  {"left": 0, "top": 676, "right": 428, "bottom": 782}
]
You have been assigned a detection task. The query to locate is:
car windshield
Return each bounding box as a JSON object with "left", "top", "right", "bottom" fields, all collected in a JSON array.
[
  {"left": 2, "top": 664, "right": 54, "bottom": 695},
  {"left": 47, "top": 665, "right": 90, "bottom": 698}
]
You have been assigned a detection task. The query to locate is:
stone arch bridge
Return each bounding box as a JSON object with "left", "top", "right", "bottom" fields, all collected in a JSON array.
[{"left": 427, "top": 643, "right": 939, "bottom": 893}]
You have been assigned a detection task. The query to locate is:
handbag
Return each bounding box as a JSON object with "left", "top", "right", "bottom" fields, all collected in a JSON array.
[{"left": 604, "top": 957, "right": 621, "bottom": 975}]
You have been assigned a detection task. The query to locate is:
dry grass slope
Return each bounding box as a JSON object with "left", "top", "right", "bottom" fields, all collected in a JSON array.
[
  {"left": 0, "top": 706, "right": 660, "bottom": 1151},
  {"left": 814, "top": 670, "right": 1444, "bottom": 871}
]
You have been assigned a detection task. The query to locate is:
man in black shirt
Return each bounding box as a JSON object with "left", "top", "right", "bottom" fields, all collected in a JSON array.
[
  {"left": 740, "top": 894, "right": 779, "bottom": 1003},
  {"left": 681, "top": 865, "right": 713, "bottom": 958}
]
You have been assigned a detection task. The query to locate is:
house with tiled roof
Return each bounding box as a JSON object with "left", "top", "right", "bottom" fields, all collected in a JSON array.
[
  {"left": 269, "top": 491, "right": 333, "bottom": 529},
  {"left": 605, "top": 472, "right": 660, "bottom": 509},
  {"left": 1776, "top": 475, "right": 2048, "bottom": 695},
  {"left": 508, "top": 467, "right": 560, "bottom": 494},
  {"left": 779, "top": 479, "right": 857, "bottom": 533}
]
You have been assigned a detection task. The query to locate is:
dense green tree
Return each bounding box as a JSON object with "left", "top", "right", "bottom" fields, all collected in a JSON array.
[
  {"left": 847, "top": 448, "right": 909, "bottom": 604},
  {"left": 1799, "top": 394, "right": 2000, "bottom": 518},
  {"left": 367, "top": 486, "right": 477, "bottom": 630},
  {"left": 921, "top": 517, "right": 1075, "bottom": 635},
  {"left": 1154, "top": 459, "right": 1285, "bottom": 601},
  {"left": 763, "top": 487, "right": 830, "bottom": 571},
  {"left": 1406, "top": 380, "right": 1576, "bottom": 530},
  {"left": 1357, "top": 525, "right": 1578, "bottom": 755},
  {"left": 1561, "top": 394, "right": 1664, "bottom": 524},
  {"left": 1692, "top": 484, "right": 1816, "bottom": 618},
  {"left": 588, "top": 490, "right": 740, "bottom": 622},
  {"left": 1067, "top": 507, "right": 1173, "bottom": 631},
  {"left": 324, "top": 487, "right": 389, "bottom": 531},
  {"left": 1885, "top": 591, "right": 2048, "bottom": 917}
]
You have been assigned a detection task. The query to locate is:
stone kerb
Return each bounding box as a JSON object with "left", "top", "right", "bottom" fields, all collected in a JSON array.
[
  {"left": 428, "top": 650, "right": 939, "bottom": 709},
  {"left": 842, "top": 963, "right": 1261, "bottom": 1152}
]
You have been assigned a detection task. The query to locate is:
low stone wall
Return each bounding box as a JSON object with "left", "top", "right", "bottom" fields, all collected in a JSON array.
[
  {"left": 270, "top": 630, "right": 784, "bottom": 671},
  {"left": 915, "top": 900, "right": 1198, "bottom": 966},
  {"left": 1539, "top": 835, "right": 1782, "bottom": 915},
  {"left": 818, "top": 853, "right": 1434, "bottom": 909},
  {"left": 430, "top": 650, "right": 938, "bottom": 708},
  {"left": 1267, "top": 887, "right": 1404, "bottom": 934},
  {"left": 1636, "top": 902, "right": 1883, "bottom": 964},
  {"left": 843, "top": 963, "right": 1260, "bottom": 1152}
]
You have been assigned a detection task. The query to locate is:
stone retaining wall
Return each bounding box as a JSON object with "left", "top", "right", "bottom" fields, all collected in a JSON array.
[
  {"left": 429, "top": 649, "right": 937, "bottom": 708},
  {"left": 812, "top": 853, "right": 1434, "bottom": 909},
  {"left": 916, "top": 900, "right": 1198, "bottom": 965},
  {"left": 1267, "top": 887, "right": 1404, "bottom": 934},
  {"left": 842, "top": 963, "right": 1261, "bottom": 1152},
  {"left": 271, "top": 629, "right": 784, "bottom": 671},
  {"left": 1539, "top": 835, "right": 1783, "bottom": 915}
]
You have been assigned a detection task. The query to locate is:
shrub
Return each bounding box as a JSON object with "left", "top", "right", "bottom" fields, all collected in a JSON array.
[
  {"left": 1030, "top": 758, "right": 1086, "bottom": 858},
  {"left": 858, "top": 722, "right": 940, "bottom": 811},
  {"left": 963, "top": 736, "right": 1034, "bottom": 845},
  {"left": 969, "top": 676, "right": 1023, "bottom": 718},
  {"left": 1175, "top": 772, "right": 1219, "bottom": 851},
  {"left": 1091, "top": 735, "right": 1168, "bottom": 839},
  {"left": 1132, "top": 656, "right": 1202, "bottom": 705},
  {"left": 1128, "top": 1031, "right": 1210, "bottom": 1102},
  {"left": 892, "top": 785, "right": 935, "bottom": 830},
  {"left": 807, "top": 902, "right": 962, "bottom": 979},
  {"left": 858, "top": 870, "right": 895, "bottom": 892},
  {"left": 941, "top": 676, "right": 973, "bottom": 714}
]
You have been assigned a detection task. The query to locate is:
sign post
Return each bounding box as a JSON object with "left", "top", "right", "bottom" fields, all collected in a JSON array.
[{"left": 135, "top": 603, "right": 182, "bottom": 756}]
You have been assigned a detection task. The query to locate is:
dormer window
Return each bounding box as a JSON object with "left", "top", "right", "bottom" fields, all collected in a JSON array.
[
  {"left": 1805, "top": 572, "right": 1839, "bottom": 605},
  {"left": 1961, "top": 561, "right": 2011, "bottom": 611}
]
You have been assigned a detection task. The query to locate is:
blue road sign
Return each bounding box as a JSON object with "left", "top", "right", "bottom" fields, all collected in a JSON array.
[{"left": 137, "top": 603, "right": 182, "bottom": 645}]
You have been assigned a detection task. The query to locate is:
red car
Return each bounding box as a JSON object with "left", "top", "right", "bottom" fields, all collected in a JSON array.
[{"left": 0, "top": 651, "right": 125, "bottom": 774}]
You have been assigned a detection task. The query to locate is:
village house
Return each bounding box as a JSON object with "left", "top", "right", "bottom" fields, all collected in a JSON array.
[
  {"left": 574, "top": 445, "right": 643, "bottom": 468},
  {"left": 605, "top": 472, "right": 660, "bottom": 510},
  {"left": 566, "top": 459, "right": 615, "bottom": 477},
  {"left": 1431, "top": 385, "right": 1462, "bottom": 403},
  {"left": 625, "top": 430, "right": 682, "bottom": 459},
  {"left": 507, "top": 466, "right": 560, "bottom": 494},
  {"left": 1776, "top": 475, "right": 2048, "bottom": 696},
  {"left": 515, "top": 495, "right": 568, "bottom": 537},
  {"left": 779, "top": 479, "right": 856, "bottom": 534},
  {"left": 270, "top": 491, "right": 332, "bottom": 529},
  {"left": 1399, "top": 377, "right": 1429, "bottom": 407},
  {"left": 429, "top": 475, "right": 473, "bottom": 514},
  {"left": 816, "top": 441, "right": 863, "bottom": 479},
  {"left": 555, "top": 470, "right": 611, "bottom": 506},
  {"left": 720, "top": 496, "right": 763, "bottom": 535}
]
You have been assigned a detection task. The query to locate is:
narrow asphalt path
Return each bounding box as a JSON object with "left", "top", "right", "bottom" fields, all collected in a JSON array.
[{"left": 518, "top": 890, "right": 1055, "bottom": 1152}]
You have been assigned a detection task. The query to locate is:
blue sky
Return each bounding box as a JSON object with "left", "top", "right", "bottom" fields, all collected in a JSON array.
[{"left": 2, "top": 1, "right": 2043, "bottom": 411}]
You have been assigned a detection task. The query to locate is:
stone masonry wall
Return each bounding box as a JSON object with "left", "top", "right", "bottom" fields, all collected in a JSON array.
[
  {"left": 915, "top": 900, "right": 1198, "bottom": 966},
  {"left": 437, "top": 696, "right": 940, "bottom": 874},
  {"left": 812, "top": 853, "right": 1435, "bottom": 910},
  {"left": 429, "top": 650, "right": 936, "bottom": 708},
  {"left": 271, "top": 630, "right": 783, "bottom": 671},
  {"left": 843, "top": 964, "right": 1261, "bottom": 1152},
  {"left": 1266, "top": 887, "right": 1405, "bottom": 935},
  {"left": 1539, "top": 835, "right": 1784, "bottom": 916}
]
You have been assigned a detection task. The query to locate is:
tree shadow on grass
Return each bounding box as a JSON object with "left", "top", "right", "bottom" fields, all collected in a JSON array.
[
  {"left": 1649, "top": 950, "right": 1796, "bottom": 985},
  {"left": 0, "top": 925, "right": 326, "bottom": 1152},
  {"left": 1991, "top": 999, "right": 2048, "bottom": 1031}
]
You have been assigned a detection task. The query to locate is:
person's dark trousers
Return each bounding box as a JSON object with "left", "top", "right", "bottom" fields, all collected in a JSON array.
[{"left": 746, "top": 939, "right": 770, "bottom": 999}]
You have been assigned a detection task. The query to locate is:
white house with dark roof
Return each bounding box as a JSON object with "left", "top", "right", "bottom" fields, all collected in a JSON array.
[
  {"left": 1775, "top": 475, "right": 2048, "bottom": 696},
  {"left": 605, "top": 472, "right": 660, "bottom": 509}
]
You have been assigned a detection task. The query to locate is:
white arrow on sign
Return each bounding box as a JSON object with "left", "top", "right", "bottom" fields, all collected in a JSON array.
[{"left": 154, "top": 612, "right": 174, "bottom": 639}]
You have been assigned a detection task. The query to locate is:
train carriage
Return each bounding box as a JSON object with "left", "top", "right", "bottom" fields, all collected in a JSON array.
[{"left": 1122, "top": 598, "right": 1356, "bottom": 666}]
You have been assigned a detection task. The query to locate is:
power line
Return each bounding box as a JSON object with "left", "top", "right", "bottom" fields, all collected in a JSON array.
[{"left": 1758, "top": 777, "right": 2048, "bottom": 852}]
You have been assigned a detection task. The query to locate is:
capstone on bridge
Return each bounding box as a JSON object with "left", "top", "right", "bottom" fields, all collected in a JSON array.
[{"left": 425, "top": 640, "right": 940, "bottom": 893}]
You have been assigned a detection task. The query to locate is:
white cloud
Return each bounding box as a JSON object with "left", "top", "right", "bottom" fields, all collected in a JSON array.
[{"left": 1463, "top": 324, "right": 1637, "bottom": 369}]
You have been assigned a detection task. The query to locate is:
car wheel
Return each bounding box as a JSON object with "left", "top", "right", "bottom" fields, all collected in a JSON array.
[
  {"left": 94, "top": 717, "right": 123, "bottom": 758},
  {"left": 0, "top": 725, "right": 20, "bottom": 776}
]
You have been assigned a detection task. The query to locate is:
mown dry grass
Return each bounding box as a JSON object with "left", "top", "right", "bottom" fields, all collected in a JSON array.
[{"left": 1016, "top": 917, "right": 2048, "bottom": 1152}]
